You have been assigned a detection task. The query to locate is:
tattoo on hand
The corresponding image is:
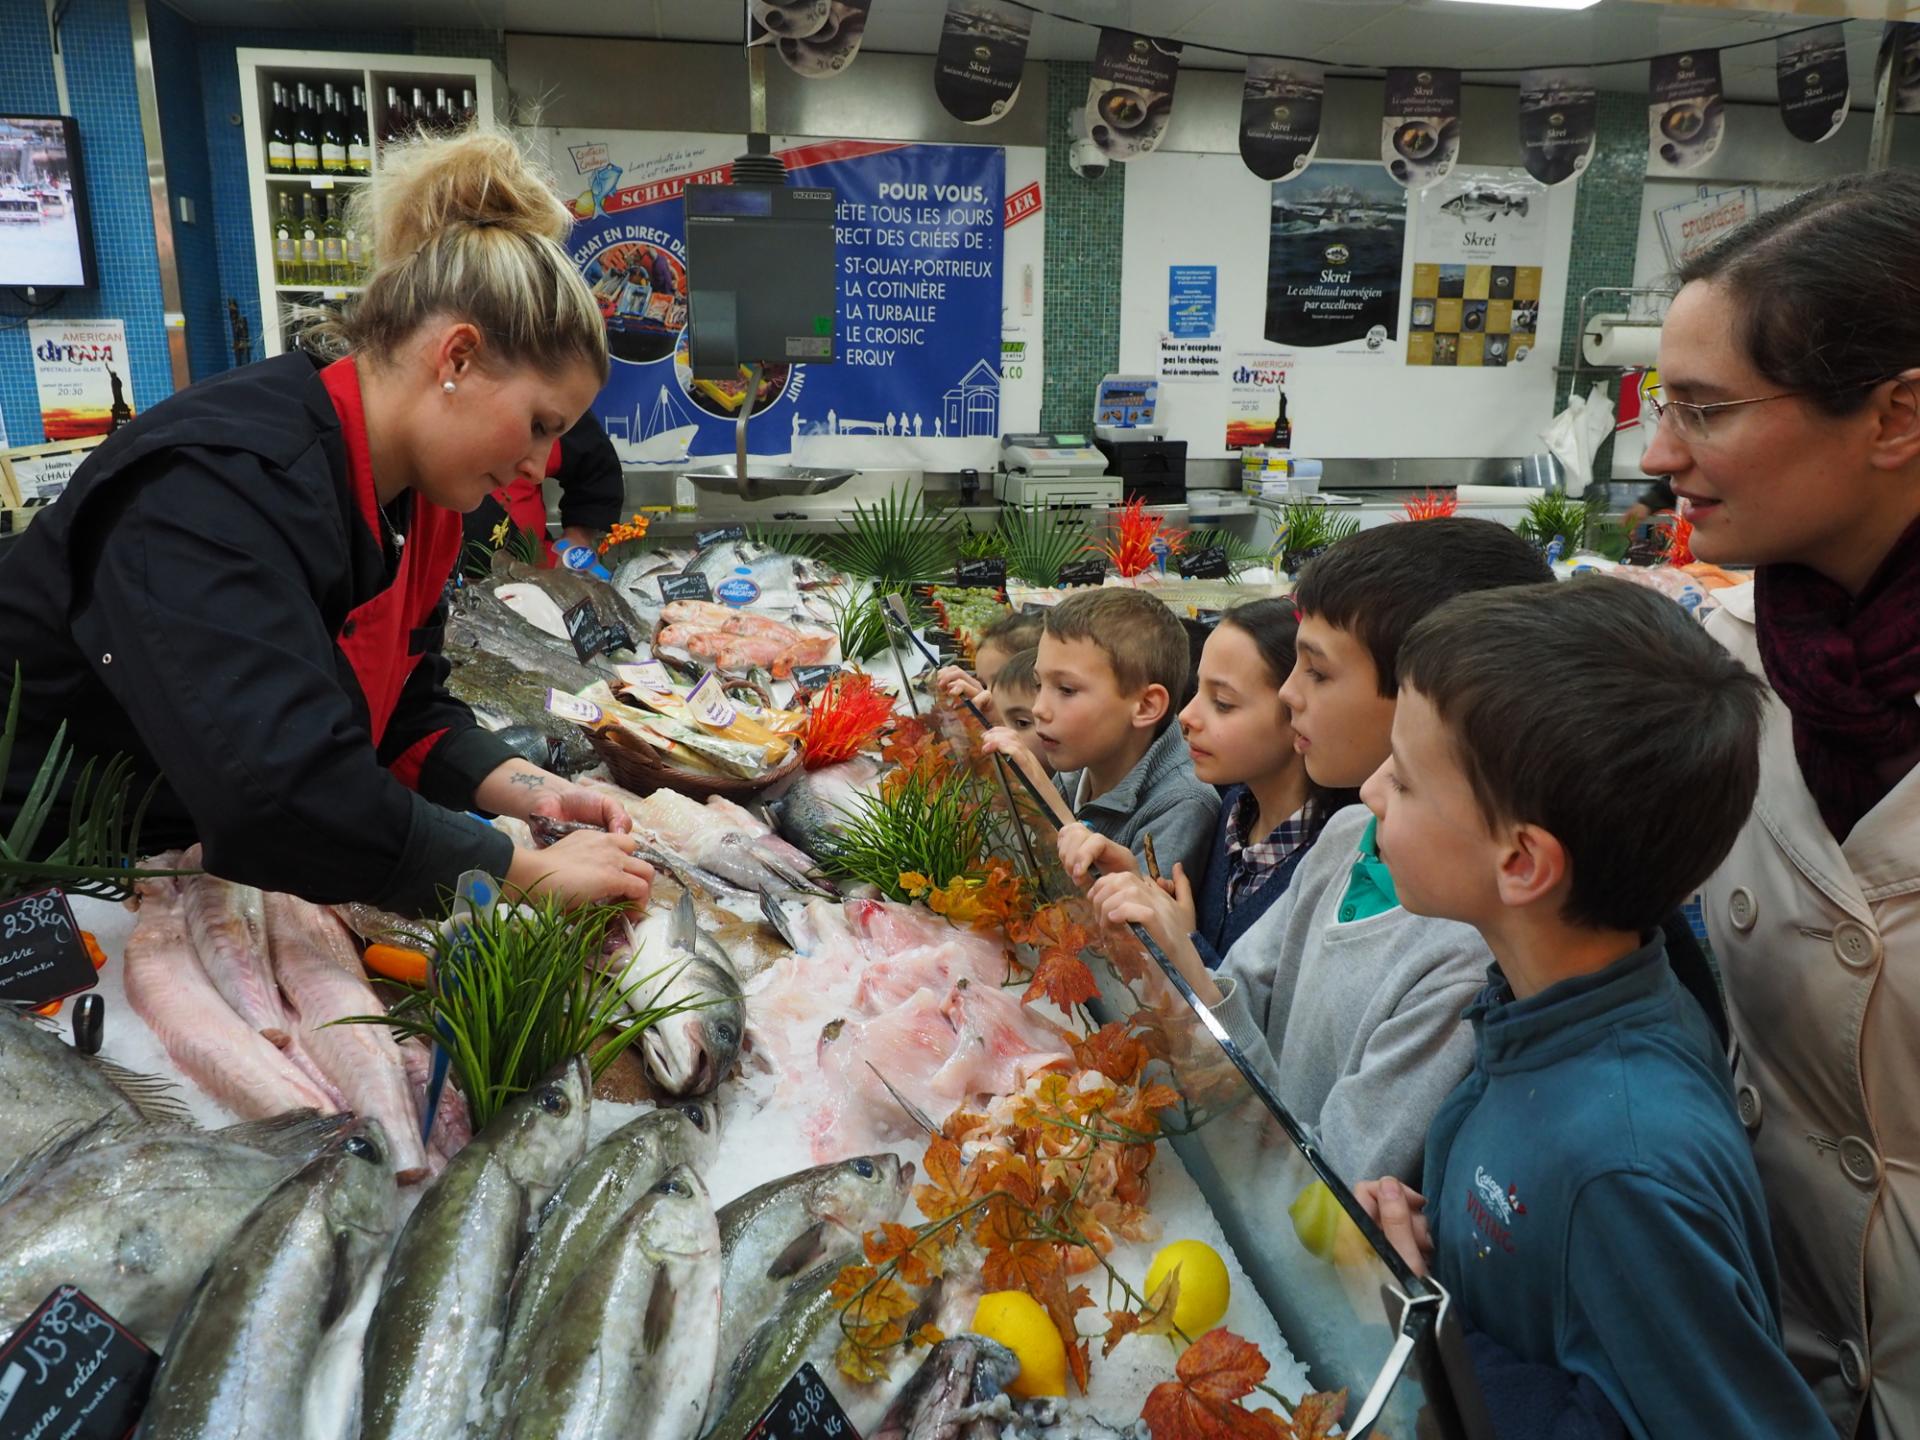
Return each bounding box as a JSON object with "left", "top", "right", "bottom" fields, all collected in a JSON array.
[{"left": 508, "top": 773, "right": 548, "bottom": 790}]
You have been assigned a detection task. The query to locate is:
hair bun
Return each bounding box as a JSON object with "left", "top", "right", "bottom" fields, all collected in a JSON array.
[{"left": 362, "top": 128, "right": 571, "bottom": 266}]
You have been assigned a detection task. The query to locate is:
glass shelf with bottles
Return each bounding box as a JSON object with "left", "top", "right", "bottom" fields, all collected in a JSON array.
[
  {"left": 262, "top": 74, "right": 373, "bottom": 179},
  {"left": 268, "top": 186, "right": 371, "bottom": 290},
  {"left": 369, "top": 76, "right": 479, "bottom": 148}
]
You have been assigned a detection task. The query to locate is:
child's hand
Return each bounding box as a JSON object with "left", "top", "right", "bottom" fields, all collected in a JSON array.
[
  {"left": 1058, "top": 823, "right": 1139, "bottom": 886},
  {"left": 1089, "top": 864, "right": 1204, "bottom": 984},
  {"left": 981, "top": 728, "right": 1072, "bottom": 824},
  {"left": 936, "top": 666, "right": 984, "bottom": 705},
  {"left": 1353, "top": 1177, "right": 1433, "bottom": 1276}
]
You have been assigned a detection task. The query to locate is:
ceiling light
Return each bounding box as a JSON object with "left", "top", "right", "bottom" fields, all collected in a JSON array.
[{"left": 1436, "top": 0, "right": 1604, "bottom": 9}]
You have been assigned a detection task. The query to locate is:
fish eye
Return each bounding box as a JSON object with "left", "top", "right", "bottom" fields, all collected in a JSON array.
[
  {"left": 537, "top": 1086, "right": 571, "bottom": 1117},
  {"left": 680, "top": 1104, "right": 710, "bottom": 1132},
  {"left": 344, "top": 1135, "right": 382, "bottom": 1163},
  {"left": 715, "top": 1023, "right": 737, "bottom": 1045},
  {"left": 655, "top": 1177, "right": 691, "bottom": 1198},
  {"left": 852, "top": 1157, "right": 876, "bottom": 1179}
]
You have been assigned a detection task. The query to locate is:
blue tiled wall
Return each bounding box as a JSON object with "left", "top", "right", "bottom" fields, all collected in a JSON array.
[
  {"left": 147, "top": 0, "right": 224, "bottom": 383},
  {"left": 0, "top": 0, "right": 172, "bottom": 446}
]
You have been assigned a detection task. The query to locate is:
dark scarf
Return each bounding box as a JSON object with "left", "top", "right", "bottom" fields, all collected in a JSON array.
[{"left": 1754, "top": 514, "right": 1920, "bottom": 840}]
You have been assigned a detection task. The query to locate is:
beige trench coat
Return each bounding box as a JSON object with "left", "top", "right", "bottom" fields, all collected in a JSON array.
[{"left": 1705, "top": 583, "right": 1919, "bottom": 1439}]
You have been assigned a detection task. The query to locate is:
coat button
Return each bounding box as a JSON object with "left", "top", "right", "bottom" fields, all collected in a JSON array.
[
  {"left": 1832, "top": 919, "right": 1882, "bottom": 971},
  {"left": 1838, "top": 1339, "right": 1869, "bottom": 1393},
  {"left": 341, "top": 619, "right": 357, "bottom": 639},
  {"left": 1838, "top": 1136, "right": 1882, "bottom": 1189},
  {"left": 1727, "top": 887, "right": 1757, "bottom": 933},
  {"left": 1736, "top": 1084, "right": 1762, "bottom": 1130}
]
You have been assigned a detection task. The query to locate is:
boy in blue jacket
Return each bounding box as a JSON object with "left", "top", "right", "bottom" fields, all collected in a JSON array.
[{"left": 1352, "top": 577, "right": 1828, "bottom": 1439}]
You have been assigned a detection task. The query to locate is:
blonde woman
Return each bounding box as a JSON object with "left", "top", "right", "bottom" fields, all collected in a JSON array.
[{"left": 0, "top": 131, "right": 653, "bottom": 916}]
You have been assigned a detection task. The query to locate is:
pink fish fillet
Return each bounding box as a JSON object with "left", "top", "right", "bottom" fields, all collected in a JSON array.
[
  {"left": 263, "top": 892, "right": 430, "bottom": 1183},
  {"left": 123, "top": 879, "right": 341, "bottom": 1120},
  {"left": 853, "top": 942, "right": 1009, "bottom": 1015},
  {"left": 934, "top": 980, "right": 1072, "bottom": 1100},
  {"left": 810, "top": 988, "right": 961, "bottom": 1160},
  {"left": 175, "top": 847, "right": 292, "bottom": 1047}
]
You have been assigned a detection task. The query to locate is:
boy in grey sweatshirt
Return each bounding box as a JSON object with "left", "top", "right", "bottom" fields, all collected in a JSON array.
[{"left": 1082, "top": 520, "right": 1552, "bottom": 1183}]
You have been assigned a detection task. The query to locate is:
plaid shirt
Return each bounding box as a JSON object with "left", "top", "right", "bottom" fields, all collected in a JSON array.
[{"left": 1223, "top": 788, "right": 1307, "bottom": 912}]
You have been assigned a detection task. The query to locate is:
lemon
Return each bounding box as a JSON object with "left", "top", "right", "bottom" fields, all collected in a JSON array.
[
  {"left": 1143, "top": 1240, "right": 1231, "bottom": 1337},
  {"left": 971, "top": 1291, "right": 1068, "bottom": 1398},
  {"left": 1288, "top": 1181, "right": 1371, "bottom": 1266}
]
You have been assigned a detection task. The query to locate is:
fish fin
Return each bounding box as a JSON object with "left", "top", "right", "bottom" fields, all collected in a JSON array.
[
  {"left": 214, "top": 1108, "right": 355, "bottom": 1158},
  {"left": 758, "top": 848, "right": 835, "bottom": 898},
  {"left": 642, "top": 1267, "right": 677, "bottom": 1355},
  {"left": 321, "top": 1227, "right": 356, "bottom": 1329},
  {"left": 671, "top": 890, "right": 699, "bottom": 954},
  {"left": 766, "top": 1221, "right": 832, "bottom": 1280},
  {"left": 865, "top": 1063, "right": 939, "bottom": 1137},
  {"left": 91, "top": 1055, "right": 194, "bottom": 1128},
  {"left": 0, "top": 1114, "right": 127, "bottom": 1205}
]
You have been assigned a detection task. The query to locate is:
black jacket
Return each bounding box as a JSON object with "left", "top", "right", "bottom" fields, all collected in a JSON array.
[{"left": 0, "top": 351, "right": 513, "bottom": 913}]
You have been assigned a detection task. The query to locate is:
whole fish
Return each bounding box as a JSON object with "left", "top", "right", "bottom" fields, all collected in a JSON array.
[
  {"left": 713, "top": 1154, "right": 911, "bottom": 1401},
  {"left": 624, "top": 893, "right": 746, "bottom": 1097},
  {"left": 772, "top": 757, "right": 885, "bottom": 863},
  {"left": 175, "top": 853, "right": 290, "bottom": 1045},
  {"left": 485, "top": 1101, "right": 719, "bottom": 1417},
  {"left": 263, "top": 892, "right": 430, "bottom": 1182},
  {"left": 956, "top": 1396, "right": 1152, "bottom": 1440},
  {"left": 132, "top": 1119, "right": 397, "bottom": 1439},
  {"left": 447, "top": 650, "right": 599, "bottom": 776},
  {"left": 494, "top": 1164, "right": 723, "bottom": 1440},
  {"left": 702, "top": 1259, "right": 844, "bottom": 1440},
  {"left": 872, "top": 1335, "right": 1021, "bottom": 1440},
  {"left": 358, "top": 1058, "right": 591, "bottom": 1440},
  {"left": 125, "top": 877, "right": 342, "bottom": 1120},
  {"left": 0, "top": 1110, "right": 353, "bottom": 1345},
  {"left": 447, "top": 580, "right": 605, "bottom": 689},
  {"left": 495, "top": 556, "right": 650, "bottom": 647},
  {"left": 601, "top": 783, "right": 833, "bottom": 897},
  {"left": 0, "top": 1006, "right": 187, "bottom": 1158}
]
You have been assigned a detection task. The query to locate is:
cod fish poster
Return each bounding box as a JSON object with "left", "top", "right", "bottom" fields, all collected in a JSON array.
[
  {"left": 1407, "top": 172, "right": 1549, "bottom": 368},
  {"left": 1649, "top": 50, "right": 1726, "bottom": 174},
  {"left": 30, "top": 320, "right": 134, "bottom": 441},
  {"left": 546, "top": 131, "right": 1003, "bottom": 467},
  {"left": 1776, "top": 27, "right": 1849, "bottom": 144},
  {"left": 1264, "top": 162, "right": 1407, "bottom": 354}
]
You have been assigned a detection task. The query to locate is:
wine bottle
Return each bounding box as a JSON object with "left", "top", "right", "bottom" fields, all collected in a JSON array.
[
  {"left": 461, "top": 86, "right": 476, "bottom": 129},
  {"left": 320, "top": 83, "right": 346, "bottom": 174},
  {"left": 299, "top": 192, "right": 322, "bottom": 285},
  {"left": 384, "top": 84, "right": 406, "bottom": 143},
  {"left": 273, "top": 191, "right": 297, "bottom": 284},
  {"left": 321, "top": 195, "right": 349, "bottom": 285},
  {"left": 344, "top": 205, "right": 366, "bottom": 281},
  {"left": 411, "top": 86, "right": 430, "bottom": 136},
  {"left": 347, "top": 84, "right": 370, "bottom": 174},
  {"left": 292, "top": 82, "right": 320, "bottom": 174},
  {"left": 433, "top": 86, "right": 451, "bottom": 133},
  {"left": 266, "top": 81, "right": 294, "bottom": 173}
]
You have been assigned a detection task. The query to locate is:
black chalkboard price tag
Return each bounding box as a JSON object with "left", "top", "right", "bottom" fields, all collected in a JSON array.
[
  {"left": 695, "top": 524, "right": 748, "bottom": 551},
  {"left": 1057, "top": 557, "right": 1108, "bottom": 588},
  {"left": 790, "top": 664, "right": 843, "bottom": 694},
  {"left": 1180, "top": 546, "right": 1231, "bottom": 580},
  {"left": 951, "top": 557, "right": 1008, "bottom": 591},
  {"left": 659, "top": 573, "right": 715, "bottom": 605},
  {"left": 0, "top": 1287, "right": 157, "bottom": 1440},
  {"left": 0, "top": 890, "right": 95, "bottom": 1009},
  {"left": 745, "top": 1363, "right": 860, "bottom": 1440},
  {"left": 562, "top": 598, "right": 634, "bottom": 663}
]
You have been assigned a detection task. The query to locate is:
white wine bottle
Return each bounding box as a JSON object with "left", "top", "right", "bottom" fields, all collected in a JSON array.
[
  {"left": 298, "top": 192, "right": 322, "bottom": 286},
  {"left": 273, "top": 191, "right": 297, "bottom": 285},
  {"left": 344, "top": 206, "right": 366, "bottom": 281},
  {"left": 292, "top": 82, "right": 320, "bottom": 174},
  {"left": 321, "top": 194, "right": 349, "bottom": 286},
  {"left": 320, "top": 83, "right": 346, "bottom": 174}
]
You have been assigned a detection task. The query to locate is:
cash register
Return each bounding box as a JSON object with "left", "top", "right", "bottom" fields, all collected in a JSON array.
[{"left": 995, "top": 432, "right": 1123, "bottom": 507}]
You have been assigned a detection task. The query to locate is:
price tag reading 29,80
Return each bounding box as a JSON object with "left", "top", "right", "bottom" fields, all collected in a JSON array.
[{"left": 746, "top": 1363, "right": 860, "bottom": 1440}]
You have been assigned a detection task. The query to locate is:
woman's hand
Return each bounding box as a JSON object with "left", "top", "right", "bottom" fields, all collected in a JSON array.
[
  {"left": 474, "top": 759, "right": 631, "bottom": 834},
  {"left": 1058, "top": 823, "right": 1139, "bottom": 886},
  {"left": 506, "top": 828, "right": 653, "bottom": 912}
]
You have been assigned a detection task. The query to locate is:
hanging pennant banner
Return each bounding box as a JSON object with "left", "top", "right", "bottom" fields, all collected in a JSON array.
[
  {"left": 934, "top": 0, "right": 1032, "bottom": 124},
  {"left": 1649, "top": 50, "right": 1726, "bottom": 173},
  {"left": 773, "top": 0, "right": 873, "bottom": 77},
  {"left": 1878, "top": 23, "right": 1920, "bottom": 115},
  {"left": 1084, "top": 28, "right": 1183, "bottom": 161},
  {"left": 1240, "top": 58, "right": 1324, "bottom": 182},
  {"left": 750, "top": 0, "right": 832, "bottom": 40},
  {"left": 1381, "top": 67, "right": 1461, "bottom": 190},
  {"left": 1776, "top": 27, "right": 1850, "bottom": 143},
  {"left": 1516, "top": 69, "right": 1596, "bottom": 186}
]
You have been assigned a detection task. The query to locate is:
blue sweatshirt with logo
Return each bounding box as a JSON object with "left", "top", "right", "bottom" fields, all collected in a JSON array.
[{"left": 1421, "top": 938, "right": 1830, "bottom": 1440}]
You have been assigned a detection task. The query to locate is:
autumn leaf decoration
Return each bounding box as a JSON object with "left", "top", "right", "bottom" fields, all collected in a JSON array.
[
  {"left": 1010, "top": 901, "right": 1100, "bottom": 1011},
  {"left": 1143, "top": 1329, "right": 1349, "bottom": 1440},
  {"left": 899, "top": 858, "right": 1030, "bottom": 934}
]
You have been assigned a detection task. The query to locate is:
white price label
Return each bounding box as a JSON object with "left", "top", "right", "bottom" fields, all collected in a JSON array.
[
  {"left": 686, "top": 672, "right": 737, "bottom": 729},
  {"left": 616, "top": 661, "right": 675, "bottom": 694},
  {"left": 544, "top": 690, "right": 604, "bottom": 726}
]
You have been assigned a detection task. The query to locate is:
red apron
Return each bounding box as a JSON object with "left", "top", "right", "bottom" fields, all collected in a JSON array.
[
  {"left": 319, "top": 356, "right": 463, "bottom": 787},
  {"left": 488, "top": 440, "right": 566, "bottom": 566}
]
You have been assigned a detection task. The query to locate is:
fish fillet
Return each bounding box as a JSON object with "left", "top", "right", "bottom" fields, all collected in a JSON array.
[
  {"left": 124, "top": 880, "right": 339, "bottom": 1120},
  {"left": 176, "top": 847, "right": 291, "bottom": 1046},
  {"left": 263, "top": 893, "right": 430, "bottom": 1183}
]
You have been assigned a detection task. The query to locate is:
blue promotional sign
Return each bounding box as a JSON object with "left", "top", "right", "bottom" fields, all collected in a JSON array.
[
  {"left": 1168, "top": 265, "right": 1217, "bottom": 337},
  {"left": 562, "top": 138, "right": 1004, "bottom": 462}
]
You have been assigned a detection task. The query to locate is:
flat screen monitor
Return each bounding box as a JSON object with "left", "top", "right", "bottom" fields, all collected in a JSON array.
[{"left": 0, "top": 115, "right": 96, "bottom": 290}]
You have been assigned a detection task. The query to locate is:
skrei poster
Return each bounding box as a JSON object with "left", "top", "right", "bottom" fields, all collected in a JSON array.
[
  {"left": 546, "top": 131, "right": 1003, "bottom": 466},
  {"left": 1264, "top": 162, "right": 1407, "bottom": 353}
]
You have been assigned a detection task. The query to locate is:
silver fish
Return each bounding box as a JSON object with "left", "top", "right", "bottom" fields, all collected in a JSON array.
[
  {"left": 772, "top": 757, "right": 885, "bottom": 863},
  {"left": 713, "top": 1154, "right": 911, "bottom": 1407},
  {"left": 358, "top": 1058, "right": 591, "bottom": 1440},
  {"left": 872, "top": 1335, "right": 1021, "bottom": 1440},
  {"left": 485, "top": 1101, "right": 720, "bottom": 1420},
  {"left": 0, "top": 1006, "right": 187, "bottom": 1158},
  {"left": 626, "top": 893, "right": 747, "bottom": 1098},
  {"left": 0, "top": 1110, "right": 353, "bottom": 1346},
  {"left": 132, "top": 1120, "right": 397, "bottom": 1439},
  {"left": 495, "top": 556, "right": 650, "bottom": 648},
  {"left": 701, "top": 1259, "right": 844, "bottom": 1440},
  {"left": 447, "top": 581, "right": 605, "bottom": 689},
  {"left": 494, "top": 1164, "right": 723, "bottom": 1440}
]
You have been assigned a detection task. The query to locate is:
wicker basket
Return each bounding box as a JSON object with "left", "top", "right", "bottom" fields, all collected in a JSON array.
[{"left": 586, "top": 727, "right": 804, "bottom": 802}]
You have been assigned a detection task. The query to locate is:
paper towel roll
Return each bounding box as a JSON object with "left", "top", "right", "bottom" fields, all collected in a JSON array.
[{"left": 1582, "top": 313, "right": 1662, "bottom": 368}]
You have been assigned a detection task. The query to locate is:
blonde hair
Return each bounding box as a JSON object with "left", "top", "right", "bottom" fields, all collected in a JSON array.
[{"left": 303, "top": 128, "right": 608, "bottom": 383}]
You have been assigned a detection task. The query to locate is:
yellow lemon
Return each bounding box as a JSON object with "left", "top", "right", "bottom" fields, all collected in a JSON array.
[
  {"left": 1288, "top": 1181, "right": 1371, "bottom": 1266},
  {"left": 1143, "top": 1240, "right": 1231, "bottom": 1337},
  {"left": 971, "top": 1291, "right": 1068, "bottom": 1398}
]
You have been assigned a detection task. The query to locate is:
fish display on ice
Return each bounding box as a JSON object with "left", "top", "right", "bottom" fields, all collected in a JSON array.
[
  {"left": 772, "top": 756, "right": 886, "bottom": 862},
  {"left": 654, "top": 597, "right": 838, "bottom": 677},
  {"left": 701, "top": 1259, "right": 845, "bottom": 1440},
  {"left": 620, "top": 892, "right": 747, "bottom": 1098},
  {"left": 870, "top": 1334, "right": 1021, "bottom": 1440},
  {"left": 446, "top": 581, "right": 605, "bottom": 690},
  {"left": 445, "top": 649, "right": 599, "bottom": 776},
  {"left": 0, "top": 1110, "right": 354, "bottom": 1346},
  {"left": 131, "top": 1118, "right": 397, "bottom": 1439},
  {"left": 358, "top": 1058, "right": 591, "bottom": 1440},
  {"left": 0, "top": 1006, "right": 187, "bottom": 1158},
  {"left": 581, "top": 779, "right": 833, "bottom": 897},
  {"left": 494, "top": 556, "right": 650, "bottom": 648}
]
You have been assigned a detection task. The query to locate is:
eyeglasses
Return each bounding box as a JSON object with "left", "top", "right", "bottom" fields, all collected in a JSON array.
[{"left": 1645, "top": 374, "right": 1908, "bottom": 443}]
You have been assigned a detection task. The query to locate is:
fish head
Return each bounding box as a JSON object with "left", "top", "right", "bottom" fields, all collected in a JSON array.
[
  {"left": 325, "top": 1118, "right": 400, "bottom": 1246},
  {"left": 635, "top": 1162, "right": 722, "bottom": 1259},
  {"left": 811, "top": 1152, "right": 912, "bottom": 1237},
  {"left": 640, "top": 953, "right": 745, "bottom": 1098},
  {"left": 657, "top": 1097, "right": 723, "bottom": 1171},
  {"left": 494, "top": 1055, "right": 593, "bottom": 1196},
  {"left": 966, "top": 1335, "right": 1021, "bottom": 1402}
]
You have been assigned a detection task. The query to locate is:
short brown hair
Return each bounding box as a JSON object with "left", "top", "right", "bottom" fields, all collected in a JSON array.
[
  {"left": 990, "top": 646, "right": 1039, "bottom": 698},
  {"left": 1398, "top": 577, "right": 1765, "bottom": 935},
  {"left": 1043, "top": 589, "right": 1192, "bottom": 724},
  {"left": 978, "top": 610, "right": 1043, "bottom": 657}
]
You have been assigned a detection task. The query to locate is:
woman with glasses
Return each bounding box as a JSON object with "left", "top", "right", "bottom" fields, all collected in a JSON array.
[{"left": 1641, "top": 172, "right": 1920, "bottom": 1440}]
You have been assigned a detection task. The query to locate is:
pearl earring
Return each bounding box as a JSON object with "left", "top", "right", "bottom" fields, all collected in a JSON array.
[{"left": 442, "top": 380, "right": 457, "bottom": 394}]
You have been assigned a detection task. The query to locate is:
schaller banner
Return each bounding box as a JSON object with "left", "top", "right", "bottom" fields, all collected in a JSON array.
[
  {"left": 1381, "top": 67, "right": 1462, "bottom": 191},
  {"left": 1084, "top": 28, "right": 1183, "bottom": 161},
  {"left": 1516, "top": 69, "right": 1596, "bottom": 186},
  {"left": 1239, "top": 58, "right": 1325, "bottom": 183},
  {"left": 1878, "top": 23, "right": 1920, "bottom": 116},
  {"left": 1775, "top": 27, "right": 1849, "bottom": 144},
  {"left": 934, "top": 0, "right": 1032, "bottom": 124},
  {"left": 1649, "top": 50, "right": 1726, "bottom": 173},
  {"left": 748, "top": 0, "right": 874, "bottom": 78}
]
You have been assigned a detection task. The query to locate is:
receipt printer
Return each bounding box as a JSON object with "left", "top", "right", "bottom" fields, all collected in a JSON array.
[{"left": 1095, "top": 435, "right": 1187, "bottom": 505}]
